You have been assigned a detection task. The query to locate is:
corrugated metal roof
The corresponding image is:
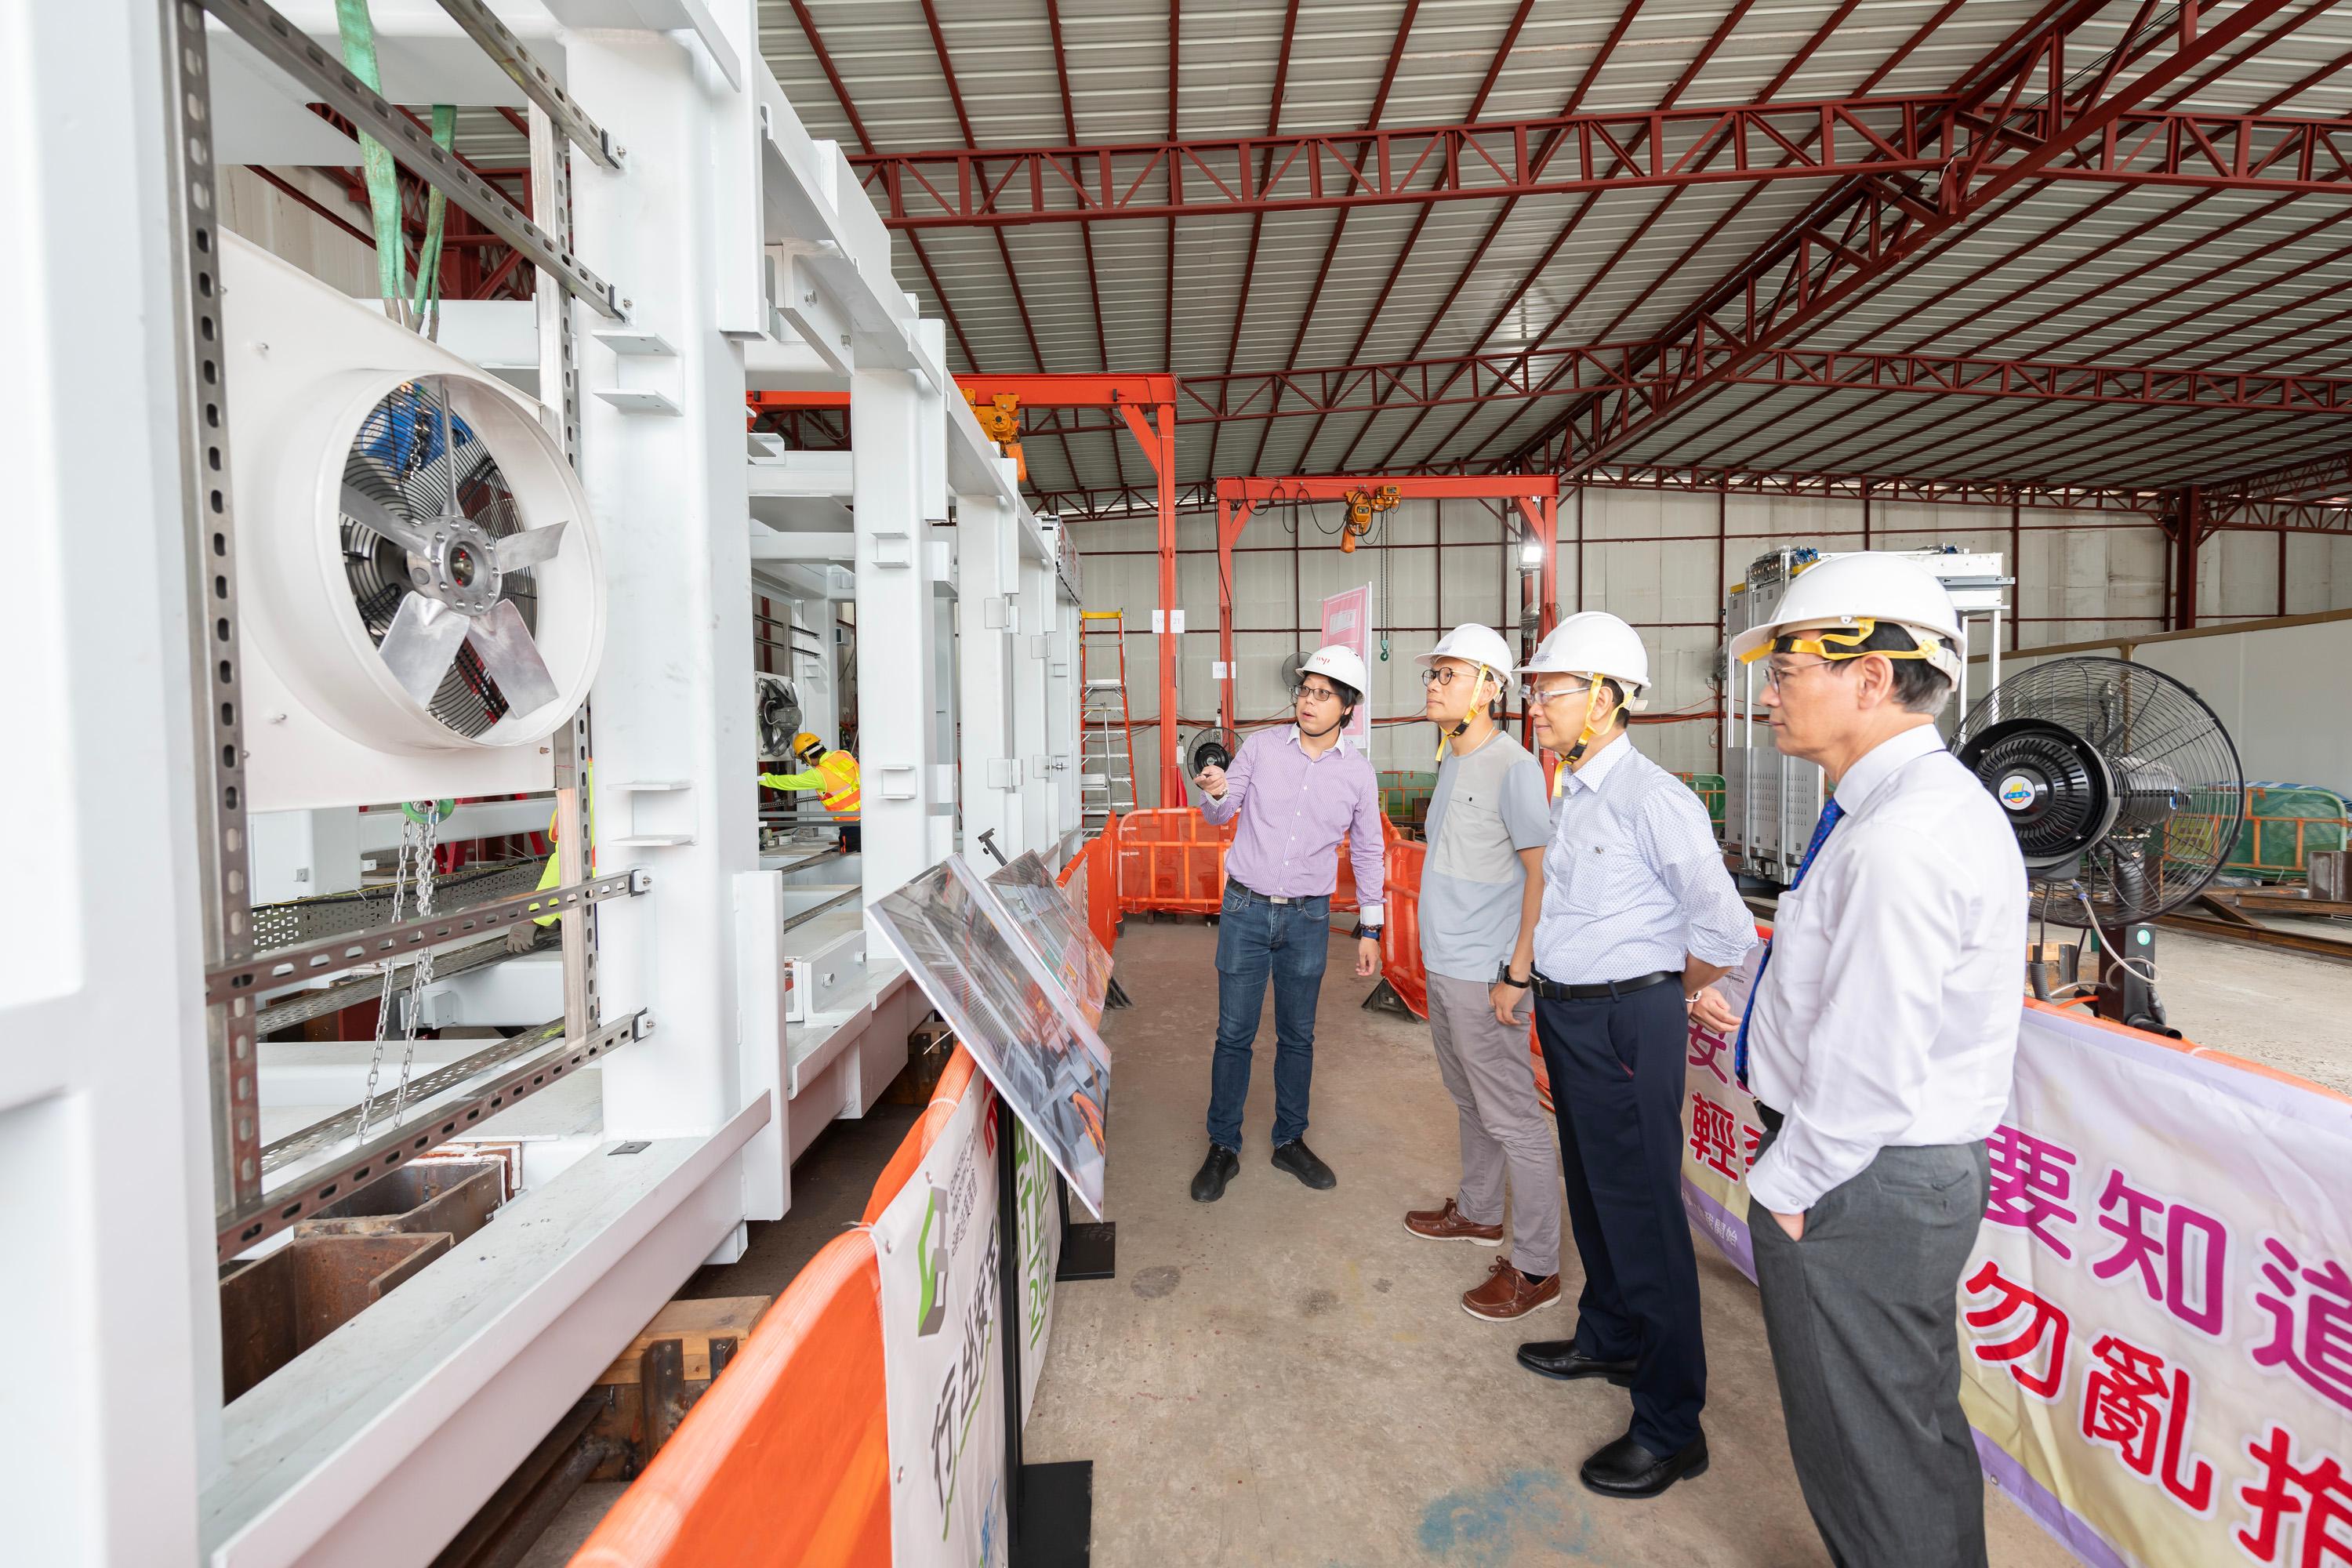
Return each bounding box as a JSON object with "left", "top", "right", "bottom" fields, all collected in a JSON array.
[{"left": 758, "top": 1, "right": 2352, "bottom": 505}]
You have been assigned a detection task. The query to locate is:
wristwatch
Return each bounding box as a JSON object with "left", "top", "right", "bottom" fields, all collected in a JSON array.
[
  {"left": 1495, "top": 961, "right": 1531, "bottom": 989},
  {"left": 1350, "top": 924, "right": 1380, "bottom": 942}
]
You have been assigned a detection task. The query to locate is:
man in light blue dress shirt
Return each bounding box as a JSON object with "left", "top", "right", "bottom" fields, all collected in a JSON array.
[{"left": 1512, "top": 612, "right": 1756, "bottom": 1503}]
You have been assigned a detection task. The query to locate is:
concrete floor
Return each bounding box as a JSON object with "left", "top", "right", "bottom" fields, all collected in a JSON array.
[
  {"left": 510, "top": 914, "right": 2348, "bottom": 1567},
  {"left": 1022, "top": 920, "right": 2072, "bottom": 1568},
  {"left": 2045, "top": 919, "right": 2352, "bottom": 1094}
]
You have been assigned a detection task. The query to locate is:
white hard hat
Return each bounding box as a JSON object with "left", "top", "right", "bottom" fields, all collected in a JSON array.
[
  {"left": 1520, "top": 611, "right": 1652, "bottom": 710},
  {"left": 1416, "top": 623, "right": 1516, "bottom": 686},
  {"left": 1727, "top": 551, "right": 1965, "bottom": 681},
  {"left": 1298, "top": 644, "right": 1369, "bottom": 699}
]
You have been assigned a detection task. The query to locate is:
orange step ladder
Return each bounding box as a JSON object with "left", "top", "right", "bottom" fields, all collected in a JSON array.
[{"left": 1079, "top": 611, "right": 1139, "bottom": 826}]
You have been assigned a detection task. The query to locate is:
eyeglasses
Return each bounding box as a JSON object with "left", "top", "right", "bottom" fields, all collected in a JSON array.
[
  {"left": 1419, "top": 666, "right": 1483, "bottom": 689},
  {"left": 1294, "top": 684, "right": 1341, "bottom": 705},
  {"left": 1532, "top": 682, "right": 1595, "bottom": 705},
  {"left": 1760, "top": 656, "right": 1842, "bottom": 691}
]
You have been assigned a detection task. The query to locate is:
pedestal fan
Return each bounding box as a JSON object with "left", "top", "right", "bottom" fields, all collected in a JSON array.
[{"left": 1953, "top": 656, "right": 2241, "bottom": 1035}]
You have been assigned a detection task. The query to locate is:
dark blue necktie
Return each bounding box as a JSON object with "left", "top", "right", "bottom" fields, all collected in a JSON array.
[{"left": 1733, "top": 799, "right": 1845, "bottom": 1091}]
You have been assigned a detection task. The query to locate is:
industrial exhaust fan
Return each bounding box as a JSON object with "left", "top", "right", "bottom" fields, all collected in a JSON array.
[
  {"left": 754, "top": 673, "right": 804, "bottom": 762},
  {"left": 1953, "top": 655, "right": 2242, "bottom": 1035},
  {"left": 222, "top": 234, "right": 604, "bottom": 811}
]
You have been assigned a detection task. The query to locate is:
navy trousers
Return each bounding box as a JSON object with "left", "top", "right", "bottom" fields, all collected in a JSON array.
[{"left": 1535, "top": 979, "right": 1707, "bottom": 1454}]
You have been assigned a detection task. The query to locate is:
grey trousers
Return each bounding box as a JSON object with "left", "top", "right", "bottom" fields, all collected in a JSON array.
[
  {"left": 1427, "top": 971, "right": 1562, "bottom": 1277},
  {"left": 1750, "top": 1125, "right": 1992, "bottom": 1568}
]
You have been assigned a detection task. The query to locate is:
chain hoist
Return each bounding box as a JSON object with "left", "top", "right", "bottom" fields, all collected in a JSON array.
[{"left": 356, "top": 800, "right": 443, "bottom": 1139}]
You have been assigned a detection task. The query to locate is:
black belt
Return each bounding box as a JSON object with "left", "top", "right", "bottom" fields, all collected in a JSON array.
[
  {"left": 1225, "top": 880, "right": 1324, "bottom": 907},
  {"left": 1528, "top": 968, "right": 1681, "bottom": 1002}
]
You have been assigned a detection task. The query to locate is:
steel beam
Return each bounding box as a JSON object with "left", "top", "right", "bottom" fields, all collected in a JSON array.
[
  {"left": 198, "top": 0, "right": 621, "bottom": 316},
  {"left": 1501, "top": 0, "right": 2318, "bottom": 477},
  {"left": 430, "top": 0, "right": 621, "bottom": 169},
  {"left": 1045, "top": 0, "right": 1132, "bottom": 495},
  {"left": 1023, "top": 467, "right": 2172, "bottom": 524},
  {"left": 1239, "top": 0, "right": 1425, "bottom": 480},
  {"left": 848, "top": 97, "right": 2352, "bottom": 230},
  {"left": 1492, "top": 2, "right": 2303, "bottom": 474},
  {"left": 1351, "top": 0, "right": 1763, "bottom": 474},
  {"left": 761, "top": 352, "right": 2352, "bottom": 435},
  {"left": 1211, "top": 476, "right": 1557, "bottom": 734},
  {"left": 219, "top": 1011, "right": 645, "bottom": 1260},
  {"left": 207, "top": 871, "right": 647, "bottom": 1004}
]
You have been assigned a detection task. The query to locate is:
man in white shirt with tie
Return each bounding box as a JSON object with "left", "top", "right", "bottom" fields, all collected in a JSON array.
[{"left": 1715, "top": 552, "right": 2027, "bottom": 1568}]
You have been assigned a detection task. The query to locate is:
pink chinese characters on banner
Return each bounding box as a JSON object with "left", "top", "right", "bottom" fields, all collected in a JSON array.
[{"left": 1317, "top": 584, "right": 1374, "bottom": 748}]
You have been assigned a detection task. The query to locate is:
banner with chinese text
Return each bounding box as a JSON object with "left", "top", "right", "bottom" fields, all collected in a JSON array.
[
  {"left": 1318, "top": 583, "right": 1374, "bottom": 748},
  {"left": 1682, "top": 967, "right": 2352, "bottom": 1568},
  {"left": 874, "top": 1083, "right": 1062, "bottom": 1567}
]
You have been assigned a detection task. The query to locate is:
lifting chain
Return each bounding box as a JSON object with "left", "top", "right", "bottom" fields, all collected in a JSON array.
[{"left": 355, "top": 801, "right": 442, "bottom": 1140}]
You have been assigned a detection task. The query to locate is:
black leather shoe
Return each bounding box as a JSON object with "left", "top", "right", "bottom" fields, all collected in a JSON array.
[
  {"left": 1516, "top": 1340, "right": 1637, "bottom": 1385},
  {"left": 1579, "top": 1432, "right": 1708, "bottom": 1499},
  {"left": 1189, "top": 1144, "right": 1240, "bottom": 1203},
  {"left": 1270, "top": 1139, "right": 1337, "bottom": 1189}
]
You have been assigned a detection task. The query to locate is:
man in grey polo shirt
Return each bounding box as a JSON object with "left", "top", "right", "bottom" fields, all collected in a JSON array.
[{"left": 1401, "top": 624, "right": 1560, "bottom": 1322}]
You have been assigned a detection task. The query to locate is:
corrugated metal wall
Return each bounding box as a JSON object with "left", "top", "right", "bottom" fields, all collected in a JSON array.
[{"left": 1078, "top": 492, "right": 2352, "bottom": 804}]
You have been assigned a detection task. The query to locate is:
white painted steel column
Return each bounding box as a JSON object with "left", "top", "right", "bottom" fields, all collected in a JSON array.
[
  {"left": 957, "top": 489, "right": 1022, "bottom": 861},
  {"left": 1047, "top": 534, "right": 1084, "bottom": 854},
  {"left": 567, "top": 34, "right": 760, "bottom": 1150},
  {"left": 853, "top": 341, "right": 948, "bottom": 920},
  {"left": 1017, "top": 542, "right": 1055, "bottom": 858},
  {"left": 4, "top": 0, "right": 213, "bottom": 1553}
]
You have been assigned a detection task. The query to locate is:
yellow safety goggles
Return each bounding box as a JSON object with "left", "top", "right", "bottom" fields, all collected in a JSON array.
[{"left": 1736, "top": 616, "right": 1941, "bottom": 666}]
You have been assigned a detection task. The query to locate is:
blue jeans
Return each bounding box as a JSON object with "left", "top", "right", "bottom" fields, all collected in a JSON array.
[{"left": 1204, "top": 884, "right": 1331, "bottom": 1149}]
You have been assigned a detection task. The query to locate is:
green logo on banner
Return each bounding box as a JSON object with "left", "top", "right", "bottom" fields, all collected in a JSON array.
[{"left": 916, "top": 1184, "right": 949, "bottom": 1336}]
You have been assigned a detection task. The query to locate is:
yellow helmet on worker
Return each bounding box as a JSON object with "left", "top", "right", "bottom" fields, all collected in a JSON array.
[
  {"left": 1727, "top": 552, "right": 1965, "bottom": 683},
  {"left": 792, "top": 730, "right": 826, "bottom": 761}
]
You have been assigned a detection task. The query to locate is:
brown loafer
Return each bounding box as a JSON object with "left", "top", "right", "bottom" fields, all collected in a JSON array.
[
  {"left": 1403, "top": 1197, "right": 1504, "bottom": 1246},
  {"left": 1463, "top": 1258, "right": 1562, "bottom": 1322}
]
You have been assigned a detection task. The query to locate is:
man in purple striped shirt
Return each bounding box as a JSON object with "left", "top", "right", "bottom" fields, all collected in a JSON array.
[{"left": 1187, "top": 645, "right": 1387, "bottom": 1203}]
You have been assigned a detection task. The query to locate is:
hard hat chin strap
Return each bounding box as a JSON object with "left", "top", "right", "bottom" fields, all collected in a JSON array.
[
  {"left": 1552, "top": 675, "right": 1621, "bottom": 794},
  {"left": 1435, "top": 666, "right": 1494, "bottom": 761}
]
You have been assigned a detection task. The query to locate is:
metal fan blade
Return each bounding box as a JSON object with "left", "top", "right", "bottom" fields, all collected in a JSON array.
[
  {"left": 492, "top": 521, "right": 567, "bottom": 572},
  {"left": 464, "top": 598, "right": 561, "bottom": 717},
  {"left": 379, "top": 593, "right": 472, "bottom": 706},
  {"left": 341, "top": 483, "right": 434, "bottom": 557}
]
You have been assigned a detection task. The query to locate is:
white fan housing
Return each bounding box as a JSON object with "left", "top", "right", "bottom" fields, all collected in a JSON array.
[{"left": 223, "top": 234, "right": 604, "bottom": 811}]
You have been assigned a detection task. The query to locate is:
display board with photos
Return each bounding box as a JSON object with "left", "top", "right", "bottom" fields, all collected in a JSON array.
[
  {"left": 869, "top": 855, "right": 1112, "bottom": 1216},
  {"left": 985, "top": 851, "right": 1114, "bottom": 1025}
]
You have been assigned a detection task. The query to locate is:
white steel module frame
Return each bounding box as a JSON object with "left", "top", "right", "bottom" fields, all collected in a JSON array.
[
  {"left": 1724, "top": 547, "right": 2012, "bottom": 885},
  {"left": 9, "top": 2, "right": 1073, "bottom": 1565}
]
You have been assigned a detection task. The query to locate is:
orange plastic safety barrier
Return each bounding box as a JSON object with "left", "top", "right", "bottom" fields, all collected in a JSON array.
[
  {"left": 1109, "top": 808, "right": 1366, "bottom": 916},
  {"left": 575, "top": 1053, "right": 993, "bottom": 1568},
  {"left": 1057, "top": 822, "right": 1123, "bottom": 957},
  {"left": 570, "top": 1229, "right": 890, "bottom": 1568},
  {"left": 1112, "top": 809, "right": 1233, "bottom": 912},
  {"left": 1374, "top": 828, "right": 1428, "bottom": 1019}
]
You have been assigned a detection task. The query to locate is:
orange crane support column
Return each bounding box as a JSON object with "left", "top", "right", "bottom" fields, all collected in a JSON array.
[{"left": 750, "top": 374, "right": 1185, "bottom": 806}]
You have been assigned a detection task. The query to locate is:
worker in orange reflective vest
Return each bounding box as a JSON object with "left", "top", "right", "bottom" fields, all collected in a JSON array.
[{"left": 761, "top": 731, "right": 862, "bottom": 852}]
